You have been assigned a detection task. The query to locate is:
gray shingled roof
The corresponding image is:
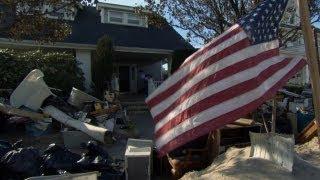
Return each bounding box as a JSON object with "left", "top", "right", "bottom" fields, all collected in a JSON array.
[{"left": 64, "top": 6, "right": 194, "bottom": 50}]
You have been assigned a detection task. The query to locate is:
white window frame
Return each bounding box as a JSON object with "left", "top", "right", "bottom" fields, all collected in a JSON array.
[
  {"left": 105, "top": 9, "right": 147, "bottom": 27},
  {"left": 108, "top": 10, "right": 125, "bottom": 24}
]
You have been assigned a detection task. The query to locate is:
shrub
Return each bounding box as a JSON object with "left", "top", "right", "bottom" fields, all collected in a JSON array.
[
  {"left": 93, "top": 35, "right": 114, "bottom": 98},
  {"left": 172, "top": 49, "right": 196, "bottom": 74},
  {"left": 0, "top": 49, "right": 85, "bottom": 95}
]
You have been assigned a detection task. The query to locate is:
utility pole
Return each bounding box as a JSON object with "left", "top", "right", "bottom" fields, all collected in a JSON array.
[{"left": 298, "top": 0, "right": 320, "bottom": 145}]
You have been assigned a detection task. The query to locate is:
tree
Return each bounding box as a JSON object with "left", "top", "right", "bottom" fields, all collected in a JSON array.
[
  {"left": 0, "top": 0, "right": 95, "bottom": 42},
  {"left": 93, "top": 35, "right": 114, "bottom": 98},
  {"left": 138, "top": 0, "right": 320, "bottom": 46}
]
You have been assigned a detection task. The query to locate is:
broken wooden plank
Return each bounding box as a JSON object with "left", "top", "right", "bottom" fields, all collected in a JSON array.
[
  {"left": 297, "top": 120, "right": 317, "bottom": 144},
  {"left": 0, "top": 103, "right": 48, "bottom": 121},
  {"left": 90, "top": 105, "right": 120, "bottom": 116},
  {"left": 231, "top": 118, "right": 255, "bottom": 126}
]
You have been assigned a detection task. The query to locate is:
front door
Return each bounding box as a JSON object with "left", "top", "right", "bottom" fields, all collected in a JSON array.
[{"left": 119, "top": 66, "right": 130, "bottom": 92}]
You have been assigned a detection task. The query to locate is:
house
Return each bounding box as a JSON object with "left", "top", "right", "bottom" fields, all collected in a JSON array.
[
  {"left": 280, "top": 28, "right": 320, "bottom": 87},
  {"left": 0, "top": 2, "right": 194, "bottom": 93}
]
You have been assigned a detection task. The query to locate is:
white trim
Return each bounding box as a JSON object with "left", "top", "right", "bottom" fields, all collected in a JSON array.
[
  {"left": 96, "top": 2, "right": 149, "bottom": 13},
  {"left": 0, "top": 38, "right": 96, "bottom": 50},
  {"left": 115, "top": 46, "right": 173, "bottom": 55},
  {"left": 0, "top": 38, "right": 174, "bottom": 55}
]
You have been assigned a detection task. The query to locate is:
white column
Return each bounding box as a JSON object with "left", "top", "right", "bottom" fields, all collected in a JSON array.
[
  {"left": 167, "top": 55, "right": 173, "bottom": 76},
  {"left": 76, "top": 49, "right": 92, "bottom": 91}
]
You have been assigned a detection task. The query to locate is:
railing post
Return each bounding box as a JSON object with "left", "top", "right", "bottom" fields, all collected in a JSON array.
[{"left": 148, "top": 78, "right": 156, "bottom": 95}]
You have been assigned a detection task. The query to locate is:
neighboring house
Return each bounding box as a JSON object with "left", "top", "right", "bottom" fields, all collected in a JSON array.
[
  {"left": 280, "top": 30, "right": 320, "bottom": 86},
  {"left": 0, "top": 2, "right": 193, "bottom": 93}
]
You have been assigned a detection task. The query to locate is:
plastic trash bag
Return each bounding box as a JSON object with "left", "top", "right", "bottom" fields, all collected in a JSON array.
[
  {"left": 77, "top": 141, "right": 110, "bottom": 168},
  {"left": 0, "top": 140, "right": 12, "bottom": 159},
  {"left": 40, "top": 143, "right": 81, "bottom": 175},
  {"left": 0, "top": 147, "right": 41, "bottom": 178}
]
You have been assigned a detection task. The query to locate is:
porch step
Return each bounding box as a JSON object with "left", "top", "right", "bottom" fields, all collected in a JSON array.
[
  {"left": 121, "top": 101, "right": 149, "bottom": 114},
  {"left": 128, "top": 111, "right": 151, "bottom": 115}
]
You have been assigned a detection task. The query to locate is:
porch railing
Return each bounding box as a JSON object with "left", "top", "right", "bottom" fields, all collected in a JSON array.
[
  {"left": 148, "top": 79, "right": 163, "bottom": 95},
  {"left": 153, "top": 80, "right": 163, "bottom": 88}
]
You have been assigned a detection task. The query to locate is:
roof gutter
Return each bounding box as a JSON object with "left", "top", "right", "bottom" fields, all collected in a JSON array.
[{"left": 0, "top": 38, "right": 174, "bottom": 55}]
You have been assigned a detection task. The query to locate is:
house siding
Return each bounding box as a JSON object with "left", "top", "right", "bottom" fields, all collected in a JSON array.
[{"left": 76, "top": 49, "right": 92, "bottom": 90}]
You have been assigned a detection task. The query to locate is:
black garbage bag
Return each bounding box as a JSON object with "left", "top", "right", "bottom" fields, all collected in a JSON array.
[
  {"left": 0, "top": 140, "right": 12, "bottom": 159},
  {"left": 40, "top": 143, "right": 81, "bottom": 175},
  {"left": 77, "top": 141, "right": 110, "bottom": 169},
  {"left": 0, "top": 147, "right": 41, "bottom": 179}
]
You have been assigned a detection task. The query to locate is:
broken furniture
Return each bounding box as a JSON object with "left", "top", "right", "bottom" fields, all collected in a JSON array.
[
  {"left": 125, "top": 138, "right": 153, "bottom": 180},
  {"left": 68, "top": 87, "right": 104, "bottom": 109},
  {"left": 220, "top": 118, "right": 262, "bottom": 148},
  {"left": 167, "top": 130, "right": 220, "bottom": 179},
  {"left": 0, "top": 102, "right": 48, "bottom": 121},
  {"left": 296, "top": 119, "right": 317, "bottom": 143}
]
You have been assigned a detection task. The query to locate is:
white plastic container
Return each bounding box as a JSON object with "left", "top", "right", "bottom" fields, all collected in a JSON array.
[
  {"left": 10, "top": 69, "right": 53, "bottom": 111},
  {"left": 125, "top": 139, "right": 153, "bottom": 180}
]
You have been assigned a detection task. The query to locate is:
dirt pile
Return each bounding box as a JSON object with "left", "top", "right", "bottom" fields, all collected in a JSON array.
[
  {"left": 181, "top": 144, "right": 320, "bottom": 180},
  {"left": 295, "top": 137, "right": 320, "bottom": 167}
]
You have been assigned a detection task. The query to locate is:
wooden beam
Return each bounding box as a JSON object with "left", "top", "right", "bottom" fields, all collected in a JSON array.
[
  {"left": 271, "top": 98, "right": 277, "bottom": 133},
  {"left": 298, "top": 0, "right": 320, "bottom": 145}
]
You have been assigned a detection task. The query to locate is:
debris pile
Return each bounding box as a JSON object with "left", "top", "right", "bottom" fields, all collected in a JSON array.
[
  {"left": 0, "top": 69, "right": 134, "bottom": 179},
  {"left": 0, "top": 140, "right": 124, "bottom": 179},
  {"left": 0, "top": 69, "right": 132, "bottom": 142}
]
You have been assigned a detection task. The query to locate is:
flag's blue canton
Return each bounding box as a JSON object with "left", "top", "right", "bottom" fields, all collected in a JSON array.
[{"left": 239, "top": 0, "right": 289, "bottom": 45}]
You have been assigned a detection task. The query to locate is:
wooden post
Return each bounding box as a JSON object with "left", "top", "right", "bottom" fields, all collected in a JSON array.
[
  {"left": 271, "top": 98, "right": 277, "bottom": 133},
  {"left": 298, "top": 0, "right": 320, "bottom": 145}
]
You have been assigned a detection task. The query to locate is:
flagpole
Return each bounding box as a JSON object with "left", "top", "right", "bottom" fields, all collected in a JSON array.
[
  {"left": 298, "top": 0, "right": 320, "bottom": 145},
  {"left": 271, "top": 97, "right": 276, "bottom": 133}
]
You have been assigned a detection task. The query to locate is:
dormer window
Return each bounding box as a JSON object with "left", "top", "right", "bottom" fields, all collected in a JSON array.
[
  {"left": 105, "top": 10, "right": 147, "bottom": 27},
  {"left": 127, "top": 13, "right": 142, "bottom": 25},
  {"left": 109, "top": 10, "right": 124, "bottom": 23},
  {"left": 97, "top": 3, "right": 148, "bottom": 28}
]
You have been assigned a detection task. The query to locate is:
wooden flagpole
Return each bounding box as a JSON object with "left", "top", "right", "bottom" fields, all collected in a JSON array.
[
  {"left": 298, "top": 0, "right": 320, "bottom": 145},
  {"left": 271, "top": 98, "right": 277, "bottom": 133}
]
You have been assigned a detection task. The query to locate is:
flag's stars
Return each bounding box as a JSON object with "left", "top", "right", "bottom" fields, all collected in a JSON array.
[{"left": 238, "top": 0, "right": 289, "bottom": 44}]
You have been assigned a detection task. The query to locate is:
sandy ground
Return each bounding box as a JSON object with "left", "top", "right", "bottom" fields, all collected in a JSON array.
[
  {"left": 295, "top": 137, "right": 320, "bottom": 168},
  {"left": 181, "top": 140, "right": 320, "bottom": 180}
]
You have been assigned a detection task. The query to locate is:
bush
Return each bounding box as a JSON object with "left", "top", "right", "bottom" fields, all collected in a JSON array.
[
  {"left": 93, "top": 35, "right": 114, "bottom": 98},
  {"left": 0, "top": 49, "right": 85, "bottom": 95},
  {"left": 172, "top": 49, "right": 196, "bottom": 74}
]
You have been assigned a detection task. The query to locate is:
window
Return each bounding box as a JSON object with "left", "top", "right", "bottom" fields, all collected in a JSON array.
[
  {"left": 127, "top": 13, "right": 141, "bottom": 25},
  {"left": 104, "top": 9, "right": 147, "bottom": 27},
  {"left": 109, "top": 11, "right": 124, "bottom": 23}
]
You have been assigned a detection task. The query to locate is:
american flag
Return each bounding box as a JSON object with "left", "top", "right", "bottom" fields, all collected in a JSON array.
[{"left": 146, "top": 0, "right": 306, "bottom": 156}]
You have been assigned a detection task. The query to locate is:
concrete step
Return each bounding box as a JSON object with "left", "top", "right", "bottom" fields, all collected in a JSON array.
[
  {"left": 121, "top": 101, "right": 146, "bottom": 106},
  {"left": 126, "top": 106, "right": 149, "bottom": 112},
  {"left": 128, "top": 111, "right": 151, "bottom": 115}
]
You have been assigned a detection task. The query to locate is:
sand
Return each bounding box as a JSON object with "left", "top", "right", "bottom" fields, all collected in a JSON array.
[
  {"left": 295, "top": 137, "right": 320, "bottom": 168},
  {"left": 181, "top": 139, "right": 320, "bottom": 180}
]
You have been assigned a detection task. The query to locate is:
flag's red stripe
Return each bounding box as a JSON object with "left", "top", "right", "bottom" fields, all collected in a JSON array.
[
  {"left": 157, "top": 59, "right": 306, "bottom": 157},
  {"left": 153, "top": 48, "right": 279, "bottom": 123},
  {"left": 146, "top": 38, "right": 251, "bottom": 108},
  {"left": 154, "top": 58, "right": 291, "bottom": 138},
  {"left": 179, "top": 26, "right": 243, "bottom": 69}
]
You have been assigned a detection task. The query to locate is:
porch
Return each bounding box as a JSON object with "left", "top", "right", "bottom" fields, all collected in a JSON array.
[{"left": 109, "top": 48, "right": 172, "bottom": 94}]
